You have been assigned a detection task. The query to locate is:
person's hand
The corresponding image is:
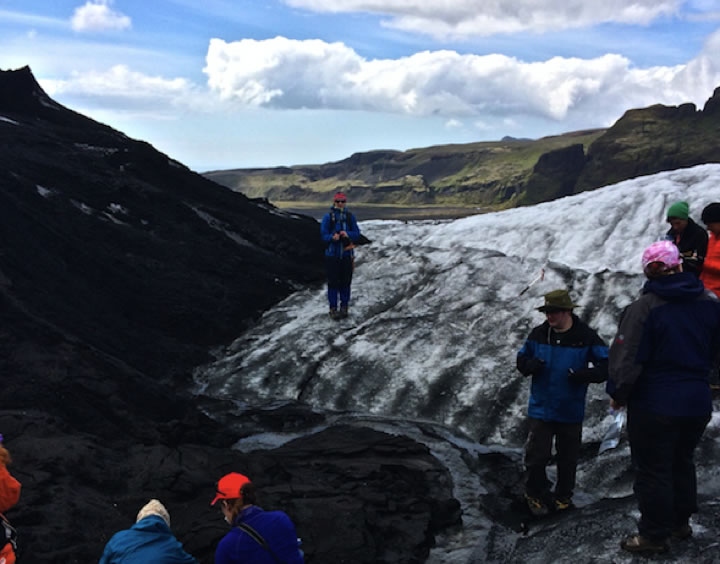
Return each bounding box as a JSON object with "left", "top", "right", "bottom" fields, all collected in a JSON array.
[
  {"left": 339, "top": 230, "right": 348, "bottom": 237},
  {"left": 568, "top": 368, "right": 594, "bottom": 384},
  {"left": 525, "top": 357, "right": 545, "bottom": 377},
  {"left": 332, "top": 233, "right": 340, "bottom": 241},
  {"left": 609, "top": 398, "right": 623, "bottom": 410}
]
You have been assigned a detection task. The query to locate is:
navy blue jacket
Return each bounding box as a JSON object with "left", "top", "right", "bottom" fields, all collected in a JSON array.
[
  {"left": 517, "top": 315, "right": 609, "bottom": 423},
  {"left": 99, "top": 515, "right": 197, "bottom": 564},
  {"left": 609, "top": 272, "right": 720, "bottom": 416},
  {"left": 320, "top": 207, "right": 360, "bottom": 258},
  {"left": 215, "top": 506, "right": 303, "bottom": 564}
]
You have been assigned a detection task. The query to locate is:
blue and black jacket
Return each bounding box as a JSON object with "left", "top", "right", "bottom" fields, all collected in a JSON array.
[
  {"left": 320, "top": 207, "right": 360, "bottom": 259},
  {"left": 609, "top": 272, "right": 720, "bottom": 416},
  {"left": 517, "top": 315, "right": 609, "bottom": 423}
]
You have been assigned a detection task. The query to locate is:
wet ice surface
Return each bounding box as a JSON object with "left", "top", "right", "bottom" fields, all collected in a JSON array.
[{"left": 195, "top": 164, "right": 720, "bottom": 562}]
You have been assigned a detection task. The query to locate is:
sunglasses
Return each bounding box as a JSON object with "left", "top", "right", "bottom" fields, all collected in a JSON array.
[
  {"left": 544, "top": 308, "right": 567, "bottom": 314},
  {"left": 335, "top": 200, "right": 346, "bottom": 203}
]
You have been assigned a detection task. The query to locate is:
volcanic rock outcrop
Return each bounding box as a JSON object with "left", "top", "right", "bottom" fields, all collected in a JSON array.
[{"left": 0, "top": 67, "right": 459, "bottom": 563}]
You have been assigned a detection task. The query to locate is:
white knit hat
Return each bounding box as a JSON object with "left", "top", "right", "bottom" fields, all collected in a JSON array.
[{"left": 136, "top": 499, "right": 170, "bottom": 527}]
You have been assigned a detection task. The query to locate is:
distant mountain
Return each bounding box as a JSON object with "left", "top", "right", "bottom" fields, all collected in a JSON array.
[
  {"left": 575, "top": 93, "right": 720, "bottom": 192},
  {"left": 205, "top": 129, "right": 605, "bottom": 208},
  {"left": 206, "top": 87, "right": 720, "bottom": 209}
]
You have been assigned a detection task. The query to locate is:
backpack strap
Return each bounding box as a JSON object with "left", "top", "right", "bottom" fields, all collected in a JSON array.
[
  {"left": 329, "top": 209, "right": 353, "bottom": 232},
  {"left": 236, "top": 522, "right": 285, "bottom": 564},
  {"left": 0, "top": 513, "right": 17, "bottom": 553}
]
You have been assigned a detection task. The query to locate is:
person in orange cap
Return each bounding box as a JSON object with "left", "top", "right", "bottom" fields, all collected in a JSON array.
[
  {"left": 212, "top": 472, "right": 303, "bottom": 564},
  {"left": 0, "top": 435, "right": 20, "bottom": 564}
]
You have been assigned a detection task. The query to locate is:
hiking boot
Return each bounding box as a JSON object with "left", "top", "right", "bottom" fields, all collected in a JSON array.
[
  {"left": 525, "top": 494, "right": 549, "bottom": 517},
  {"left": 339, "top": 306, "right": 349, "bottom": 319},
  {"left": 671, "top": 524, "right": 692, "bottom": 540},
  {"left": 620, "top": 535, "right": 669, "bottom": 554},
  {"left": 329, "top": 308, "right": 339, "bottom": 320},
  {"left": 553, "top": 496, "right": 575, "bottom": 511}
]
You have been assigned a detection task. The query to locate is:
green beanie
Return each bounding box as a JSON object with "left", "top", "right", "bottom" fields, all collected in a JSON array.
[{"left": 667, "top": 201, "right": 689, "bottom": 220}]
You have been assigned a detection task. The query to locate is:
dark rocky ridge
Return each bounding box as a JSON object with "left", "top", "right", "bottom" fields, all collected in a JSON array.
[
  {"left": 575, "top": 89, "right": 720, "bottom": 191},
  {"left": 0, "top": 66, "right": 325, "bottom": 379},
  {"left": 0, "top": 67, "right": 461, "bottom": 562}
]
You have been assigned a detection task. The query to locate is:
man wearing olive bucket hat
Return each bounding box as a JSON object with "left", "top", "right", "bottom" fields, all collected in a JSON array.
[{"left": 516, "top": 289, "right": 609, "bottom": 516}]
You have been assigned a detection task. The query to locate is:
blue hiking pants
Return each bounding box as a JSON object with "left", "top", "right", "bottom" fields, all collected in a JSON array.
[{"left": 325, "top": 255, "right": 353, "bottom": 309}]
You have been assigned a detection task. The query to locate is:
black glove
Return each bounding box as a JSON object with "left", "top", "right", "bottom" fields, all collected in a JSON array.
[
  {"left": 568, "top": 368, "right": 596, "bottom": 384},
  {"left": 518, "top": 356, "right": 545, "bottom": 377}
]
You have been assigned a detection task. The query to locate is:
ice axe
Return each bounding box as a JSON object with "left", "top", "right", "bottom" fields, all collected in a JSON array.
[{"left": 519, "top": 267, "right": 545, "bottom": 296}]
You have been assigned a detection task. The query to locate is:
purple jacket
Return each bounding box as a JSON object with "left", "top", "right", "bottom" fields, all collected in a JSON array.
[{"left": 215, "top": 506, "right": 303, "bottom": 564}]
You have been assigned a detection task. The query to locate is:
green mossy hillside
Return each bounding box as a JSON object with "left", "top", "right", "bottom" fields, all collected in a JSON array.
[{"left": 205, "top": 86, "right": 720, "bottom": 210}]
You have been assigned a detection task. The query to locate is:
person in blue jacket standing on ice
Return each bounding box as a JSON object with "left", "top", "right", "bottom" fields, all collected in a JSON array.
[
  {"left": 516, "top": 289, "right": 609, "bottom": 516},
  {"left": 320, "top": 192, "right": 361, "bottom": 320}
]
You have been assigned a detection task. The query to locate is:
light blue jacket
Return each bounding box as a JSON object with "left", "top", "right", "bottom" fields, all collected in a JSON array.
[{"left": 99, "top": 515, "right": 198, "bottom": 564}]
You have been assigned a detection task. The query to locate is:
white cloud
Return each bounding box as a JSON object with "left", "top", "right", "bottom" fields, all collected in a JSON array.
[
  {"left": 283, "top": 0, "right": 682, "bottom": 38},
  {"left": 445, "top": 119, "right": 462, "bottom": 129},
  {"left": 0, "top": 9, "right": 68, "bottom": 29},
  {"left": 40, "top": 65, "right": 207, "bottom": 114},
  {"left": 71, "top": 0, "right": 131, "bottom": 32},
  {"left": 473, "top": 120, "right": 490, "bottom": 131},
  {"left": 203, "top": 32, "right": 720, "bottom": 125}
]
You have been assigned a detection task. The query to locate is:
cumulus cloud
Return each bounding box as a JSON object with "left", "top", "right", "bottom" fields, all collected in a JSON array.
[
  {"left": 283, "top": 0, "right": 682, "bottom": 38},
  {"left": 40, "top": 65, "right": 206, "bottom": 114},
  {"left": 203, "top": 33, "right": 720, "bottom": 125},
  {"left": 34, "top": 28, "right": 720, "bottom": 133},
  {"left": 71, "top": 0, "right": 131, "bottom": 32}
]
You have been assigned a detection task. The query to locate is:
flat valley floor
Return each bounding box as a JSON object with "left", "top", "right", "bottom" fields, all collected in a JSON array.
[{"left": 278, "top": 203, "right": 486, "bottom": 221}]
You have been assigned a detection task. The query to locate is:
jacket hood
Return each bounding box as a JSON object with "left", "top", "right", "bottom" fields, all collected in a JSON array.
[
  {"left": 643, "top": 271, "right": 705, "bottom": 301},
  {"left": 132, "top": 514, "right": 172, "bottom": 534}
]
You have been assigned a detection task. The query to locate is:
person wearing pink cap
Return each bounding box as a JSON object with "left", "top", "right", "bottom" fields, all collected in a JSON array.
[
  {"left": 211, "top": 472, "right": 303, "bottom": 564},
  {"left": 320, "top": 192, "right": 361, "bottom": 319},
  {"left": 608, "top": 240, "right": 720, "bottom": 554}
]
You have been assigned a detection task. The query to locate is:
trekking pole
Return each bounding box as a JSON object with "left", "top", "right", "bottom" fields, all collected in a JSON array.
[{"left": 518, "top": 267, "right": 545, "bottom": 296}]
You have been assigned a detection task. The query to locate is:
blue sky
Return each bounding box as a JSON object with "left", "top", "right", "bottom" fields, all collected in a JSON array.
[{"left": 2, "top": 1, "right": 720, "bottom": 171}]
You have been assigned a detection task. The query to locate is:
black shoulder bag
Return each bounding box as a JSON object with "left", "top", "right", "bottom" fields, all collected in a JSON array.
[{"left": 236, "top": 522, "right": 286, "bottom": 564}]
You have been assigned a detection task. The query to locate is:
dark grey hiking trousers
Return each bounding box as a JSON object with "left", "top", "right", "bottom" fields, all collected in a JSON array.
[
  {"left": 524, "top": 417, "right": 582, "bottom": 499},
  {"left": 628, "top": 407, "right": 710, "bottom": 541}
]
